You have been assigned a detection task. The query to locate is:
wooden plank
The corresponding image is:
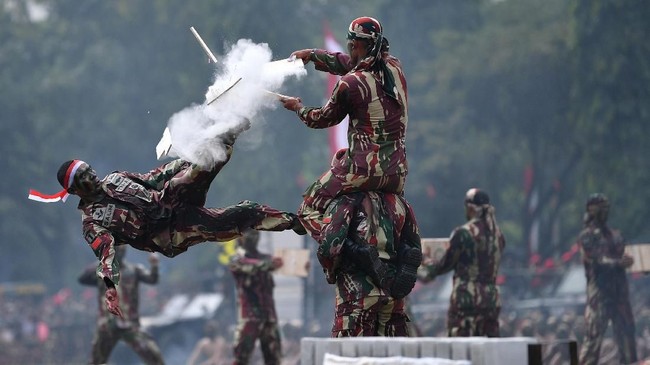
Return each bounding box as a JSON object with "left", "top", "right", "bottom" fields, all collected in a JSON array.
[
  {"left": 420, "top": 238, "right": 450, "bottom": 263},
  {"left": 625, "top": 243, "right": 650, "bottom": 273},
  {"left": 274, "top": 248, "right": 310, "bottom": 277}
]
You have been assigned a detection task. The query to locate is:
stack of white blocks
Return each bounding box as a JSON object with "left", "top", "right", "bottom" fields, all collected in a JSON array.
[{"left": 300, "top": 337, "right": 539, "bottom": 365}]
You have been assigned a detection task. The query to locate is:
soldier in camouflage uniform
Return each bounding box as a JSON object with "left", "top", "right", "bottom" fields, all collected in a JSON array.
[
  {"left": 577, "top": 193, "right": 637, "bottom": 365},
  {"left": 78, "top": 246, "right": 164, "bottom": 365},
  {"left": 229, "top": 229, "right": 282, "bottom": 365},
  {"left": 280, "top": 16, "right": 409, "bottom": 243},
  {"left": 42, "top": 126, "right": 303, "bottom": 317},
  {"left": 318, "top": 191, "right": 421, "bottom": 337},
  {"left": 419, "top": 188, "right": 505, "bottom": 337}
]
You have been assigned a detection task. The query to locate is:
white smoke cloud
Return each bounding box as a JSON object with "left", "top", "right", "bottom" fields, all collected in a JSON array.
[{"left": 163, "top": 39, "right": 306, "bottom": 167}]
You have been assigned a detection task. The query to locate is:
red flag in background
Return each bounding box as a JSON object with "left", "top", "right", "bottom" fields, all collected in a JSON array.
[{"left": 324, "top": 22, "right": 348, "bottom": 156}]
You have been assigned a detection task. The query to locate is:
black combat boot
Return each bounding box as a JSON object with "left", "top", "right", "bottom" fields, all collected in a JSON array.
[
  {"left": 342, "top": 238, "right": 389, "bottom": 290},
  {"left": 221, "top": 118, "right": 252, "bottom": 146},
  {"left": 390, "top": 245, "right": 422, "bottom": 299}
]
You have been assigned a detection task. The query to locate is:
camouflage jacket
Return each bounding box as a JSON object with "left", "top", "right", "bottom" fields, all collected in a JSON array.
[
  {"left": 424, "top": 218, "right": 505, "bottom": 311},
  {"left": 318, "top": 192, "right": 421, "bottom": 301},
  {"left": 78, "top": 261, "right": 158, "bottom": 328},
  {"left": 229, "top": 248, "right": 278, "bottom": 321},
  {"left": 577, "top": 223, "right": 630, "bottom": 303},
  {"left": 298, "top": 49, "right": 409, "bottom": 177},
  {"left": 79, "top": 159, "right": 189, "bottom": 285}
]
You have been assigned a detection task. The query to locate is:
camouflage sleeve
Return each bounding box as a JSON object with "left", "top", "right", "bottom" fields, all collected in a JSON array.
[
  {"left": 228, "top": 255, "right": 273, "bottom": 275},
  {"left": 297, "top": 78, "right": 351, "bottom": 129},
  {"left": 136, "top": 263, "right": 159, "bottom": 285},
  {"left": 311, "top": 49, "right": 353, "bottom": 75},
  {"left": 127, "top": 159, "right": 189, "bottom": 190},
  {"left": 83, "top": 222, "right": 121, "bottom": 285},
  {"left": 429, "top": 227, "right": 469, "bottom": 277},
  {"left": 580, "top": 229, "right": 627, "bottom": 267}
]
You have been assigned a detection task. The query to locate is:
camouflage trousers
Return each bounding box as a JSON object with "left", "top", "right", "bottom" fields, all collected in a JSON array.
[
  {"left": 579, "top": 300, "right": 637, "bottom": 365},
  {"left": 136, "top": 150, "right": 298, "bottom": 257},
  {"left": 145, "top": 200, "right": 298, "bottom": 257},
  {"left": 90, "top": 323, "right": 164, "bottom": 365},
  {"left": 299, "top": 169, "right": 405, "bottom": 243},
  {"left": 447, "top": 307, "right": 500, "bottom": 337},
  {"left": 332, "top": 295, "right": 411, "bottom": 337},
  {"left": 232, "top": 318, "right": 281, "bottom": 365}
]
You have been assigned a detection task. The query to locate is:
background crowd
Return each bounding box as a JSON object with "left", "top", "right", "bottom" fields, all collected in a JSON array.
[{"left": 1, "top": 252, "right": 650, "bottom": 364}]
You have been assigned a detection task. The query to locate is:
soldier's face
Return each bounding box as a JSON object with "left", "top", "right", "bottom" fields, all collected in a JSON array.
[
  {"left": 70, "top": 163, "right": 101, "bottom": 197},
  {"left": 596, "top": 205, "right": 609, "bottom": 223},
  {"left": 240, "top": 230, "right": 260, "bottom": 252},
  {"left": 347, "top": 39, "right": 367, "bottom": 65},
  {"left": 587, "top": 203, "right": 609, "bottom": 223}
]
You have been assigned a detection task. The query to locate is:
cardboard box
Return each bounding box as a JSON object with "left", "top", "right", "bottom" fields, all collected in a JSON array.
[
  {"left": 421, "top": 238, "right": 450, "bottom": 263},
  {"left": 273, "top": 248, "right": 310, "bottom": 277},
  {"left": 625, "top": 244, "right": 650, "bottom": 273}
]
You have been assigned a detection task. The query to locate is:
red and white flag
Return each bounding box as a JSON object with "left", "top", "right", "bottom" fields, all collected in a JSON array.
[{"left": 324, "top": 22, "right": 348, "bottom": 156}]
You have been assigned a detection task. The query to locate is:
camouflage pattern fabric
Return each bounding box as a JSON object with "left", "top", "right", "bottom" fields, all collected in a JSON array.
[
  {"left": 421, "top": 217, "right": 505, "bottom": 337},
  {"left": 577, "top": 224, "right": 637, "bottom": 365},
  {"left": 319, "top": 192, "right": 420, "bottom": 337},
  {"left": 229, "top": 249, "right": 281, "bottom": 364},
  {"left": 78, "top": 261, "right": 163, "bottom": 365},
  {"left": 318, "top": 192, "right": 420, "bottom": 285},
  {"left": 79, "top": 146, "right": 297, "bottom": 285},
  {"left": 296, "top": 48, "right": 409, "bottom": 242},
  {"left": 332, "top": 294, "right": 410, "bottom": 337}
]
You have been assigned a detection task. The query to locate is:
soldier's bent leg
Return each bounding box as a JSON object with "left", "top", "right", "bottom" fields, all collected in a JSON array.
[
  {"left": 259, "top": 321, "right": 282, "bottom": 365},
  {"left": 332, "top": 297, "right": 387, "bottom": 337},
  {"left": 90, "top": 325, "right": 120, "bottom": 365},
  {"left": 122, "top": 328, "right": 165, "bottom": 365},
  {"left": 377, "top": 298, "right": 411, "bottom": 337},
  {"left": 476, "top": 308, "right": 500, "bottom": 337},
  {"left": 167, "top": 202, "right": 300, "bottom": 251},
  {"left": 611, "top": 302, "right": 637, "bottom": 364},
  {"left": 165, "top": 148, "right": 233, "bottom": 207},
  {"left": 232, "top": 319, "right": 262, "bottom": 365},
  {"left": 447, "top": 310, "right": 475, "bottom": 337},
  {"left": 579, "top": 303, "right": 608, "bottom": 365}
]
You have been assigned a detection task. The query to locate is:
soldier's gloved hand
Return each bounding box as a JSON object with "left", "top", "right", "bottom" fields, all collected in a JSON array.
[
  {"left": 280, "top": 96, "right": 303, "bottom": 112},
  {"left": 621, "top": 254, "right": 634, "bottom": 268},
  {"left": 271, "top": 257, "right": 284, "bottom": 270},
  {"left": 417, "top": 266, "right": 434, "bottom": 284},
  {"left": 290, "top": 49, "right": 313, "bottom": 65},
  {"left": 105, "top": 288, "right": 124, "bottom": 319}
]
